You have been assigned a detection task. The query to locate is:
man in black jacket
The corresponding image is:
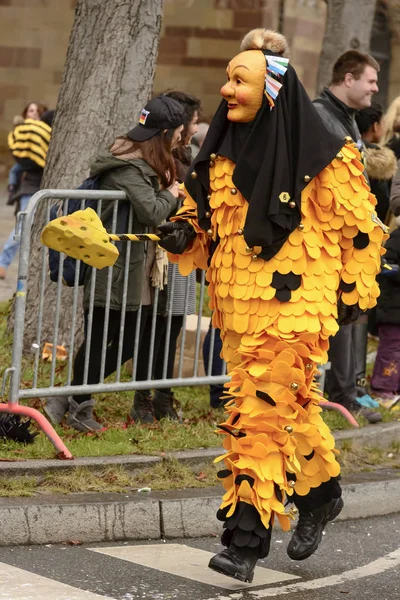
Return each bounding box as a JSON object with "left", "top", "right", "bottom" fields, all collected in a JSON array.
[{"left": 313, "top": 51, "right": 382, "bottom": 424}]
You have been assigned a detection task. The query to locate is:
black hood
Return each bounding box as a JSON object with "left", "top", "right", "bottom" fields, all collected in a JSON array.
[{"left": 185, "top": 52, "right": 345, "bottom": 261}]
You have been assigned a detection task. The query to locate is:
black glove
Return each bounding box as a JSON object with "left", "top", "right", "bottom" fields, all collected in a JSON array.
[
  {"left": 337, "top": 299, "right": 365, "bottom": 326},
  {"left": 157, "top": 221, "right": 196, "bottom": 254}
]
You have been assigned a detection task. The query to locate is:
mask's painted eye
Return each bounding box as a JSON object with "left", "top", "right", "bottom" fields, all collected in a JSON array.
[{"left": 236, "top": 78, "right": 242, "bottom": 84}]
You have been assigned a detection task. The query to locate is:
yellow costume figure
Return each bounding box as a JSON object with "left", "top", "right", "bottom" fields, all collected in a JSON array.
[{"left": 158, "top": 29, "right": 387, "bottom": 583}]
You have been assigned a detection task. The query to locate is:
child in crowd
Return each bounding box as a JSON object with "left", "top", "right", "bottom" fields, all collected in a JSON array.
[{"left": 370, "top": 216, "right": 400, "bottom": 406}]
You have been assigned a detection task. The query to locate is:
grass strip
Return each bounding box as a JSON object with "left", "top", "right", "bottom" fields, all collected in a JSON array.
[{"left": 0, "top": 301, "right": 398, "bottom": 461}]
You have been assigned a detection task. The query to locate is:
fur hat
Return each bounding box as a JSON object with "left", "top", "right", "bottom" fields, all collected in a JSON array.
[{"left": 240, "top": 28, "right": 289, "bottom": 57}]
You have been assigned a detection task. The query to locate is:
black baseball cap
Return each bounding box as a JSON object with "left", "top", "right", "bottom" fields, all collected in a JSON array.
[{"left": 127, "top": 95, "right": 184, "bottom": 142}]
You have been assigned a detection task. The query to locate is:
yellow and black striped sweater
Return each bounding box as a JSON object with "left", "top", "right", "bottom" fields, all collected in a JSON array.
[{"left": 8, "top": 118, "right": 51, "bottom": 169}]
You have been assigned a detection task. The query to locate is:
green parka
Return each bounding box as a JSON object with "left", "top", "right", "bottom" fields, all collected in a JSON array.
[{"left": 82, "top": 150, "right": 178, "bottom": 312}]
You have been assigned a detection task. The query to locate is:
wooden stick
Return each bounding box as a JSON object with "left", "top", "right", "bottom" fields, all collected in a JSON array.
[{"left": 41, "top": 207, "right": 162, "bottom": 270}]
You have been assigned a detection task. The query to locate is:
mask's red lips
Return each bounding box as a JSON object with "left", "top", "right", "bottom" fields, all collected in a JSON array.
[{"left": 228, "top": 103, "right": 238, "bottom": 109}]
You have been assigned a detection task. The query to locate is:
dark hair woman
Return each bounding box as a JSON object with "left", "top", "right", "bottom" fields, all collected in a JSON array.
[
  {"left": 21, "top": 101, "right": 48, "bottom": 120},
  {"left": 164, "top": 90, "right": 201, "bottom": 180},
  {"left": 44, "top": 95, "right": 185, "bottom": 432}
]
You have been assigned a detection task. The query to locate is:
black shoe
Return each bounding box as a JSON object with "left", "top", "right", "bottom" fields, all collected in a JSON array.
[
  {"left": 343, "top": 398, "right": 382, "bottom": 424},
  {"left": 208, "top": 545, "right": 258, "bottom": 583},
  {"left": 130, "top": 392, "right": 155, "bottom": 424},
  {"left": 0, "top": 414, "right": 37, "bottom": 444},
  {"left": 287, "top": 497, "right": 344, "bottom": 561},
  {"left": 152, "top": 390, "right": 179, "bottom": 421}
]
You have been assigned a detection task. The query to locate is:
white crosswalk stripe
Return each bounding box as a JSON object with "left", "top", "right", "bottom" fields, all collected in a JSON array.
[
  {"left": 1, "top": 541, "right": 400, "bottom": 599},
  {"left": 89, "top": 543, "right": 300, "bottom": 590},
  {"left": 0, "top": 561, "right": 115, "bottom": 600}
]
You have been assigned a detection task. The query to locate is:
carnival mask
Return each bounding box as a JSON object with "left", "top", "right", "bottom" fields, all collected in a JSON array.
[{"left": 220, "top": 50, "right": 266, "bottom": 123}]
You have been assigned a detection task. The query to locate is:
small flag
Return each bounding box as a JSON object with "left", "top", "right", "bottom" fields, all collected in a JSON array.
[{"left": 139, "top": 109, "right": 150, "bottom": 125}]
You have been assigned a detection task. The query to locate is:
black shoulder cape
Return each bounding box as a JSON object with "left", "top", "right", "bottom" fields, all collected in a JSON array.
[{"left": 184, "top": 51, "right": 345, "bottom": 261}]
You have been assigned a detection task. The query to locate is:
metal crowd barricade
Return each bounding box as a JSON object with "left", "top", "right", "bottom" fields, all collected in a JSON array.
[{"left": 0, "top": 190, "right": 229, "bottom": 459}]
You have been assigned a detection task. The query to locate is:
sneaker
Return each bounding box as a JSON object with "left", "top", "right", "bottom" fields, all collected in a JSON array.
[
  {"left": 342, "top": 398, "right": 382, "bottom": 424},
  {"left": 372, "top": 392, "right": 400, "bottom": 410},
  {"left": 356, "top": 393, "right": 380, "bottom": 408}
]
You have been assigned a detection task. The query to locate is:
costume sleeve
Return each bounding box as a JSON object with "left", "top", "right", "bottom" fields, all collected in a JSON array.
[
  {"left": 167, "top": 189, "right": 210, "bottom": 274},
  {"left": 329, "top": 143, "right": 388, "bottom": 311}
]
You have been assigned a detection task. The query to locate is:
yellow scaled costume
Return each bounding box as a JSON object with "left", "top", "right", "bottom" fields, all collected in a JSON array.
[
  {"left": 170, "top": 146, "right": 385, "bottom": 517},
  {"left": 158, "top": 29, "right": 387, "bottom": 580}
]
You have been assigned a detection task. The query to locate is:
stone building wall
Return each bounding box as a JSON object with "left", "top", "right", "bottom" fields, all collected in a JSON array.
[
  {"left": 0, "top": 0, "right": 75, "bottom": 169},
  {"left": 153, "top": 0, "right": 281, "bottom": 121},
  {"left": 0, "top": 0, "right": 399, "bottom": 172},
  {"left": 154, "top": 0, "right": 331, "bottom": 119}
]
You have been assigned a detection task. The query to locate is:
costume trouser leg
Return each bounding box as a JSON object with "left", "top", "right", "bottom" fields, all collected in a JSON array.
[
  {"left": 291, "top": 478, "right": 342, "bottom": 512},
  {"left": 216, "top": 330, "right": 340, "bottom": 558},
  {"left": 325, "top": 323, "right": 356, "bottom": 403}
]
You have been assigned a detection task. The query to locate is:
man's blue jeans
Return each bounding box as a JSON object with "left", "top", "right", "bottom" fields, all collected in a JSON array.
[{"left": 0, "top": 195, "right": 31, "bottom": 270}]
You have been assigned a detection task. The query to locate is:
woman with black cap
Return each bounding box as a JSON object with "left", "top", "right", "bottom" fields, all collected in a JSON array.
[
  {"left": 131, "top": 90, "right": 202, "bottom": 424},
  {"left": 44, "top": 95, "right": 185, "bottom": 432},
  {"left": 157, "top": 29, "right": 387, "bottom": 582}
]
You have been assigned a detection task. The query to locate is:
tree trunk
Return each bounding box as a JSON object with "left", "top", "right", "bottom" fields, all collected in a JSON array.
[
  {"left": 316, "top": 0, "right": 377, "bottom": 94},
  {"left": 19, "top": 0, "right": 165, "bottom": 352}
]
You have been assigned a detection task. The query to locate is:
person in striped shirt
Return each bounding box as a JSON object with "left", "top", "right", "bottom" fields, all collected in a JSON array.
[
  {"left": 0, "top": 110, "right": 53, "bottom": 279},
  {"left": 6, "top": 102, "right": 47, "bottom": 204}
]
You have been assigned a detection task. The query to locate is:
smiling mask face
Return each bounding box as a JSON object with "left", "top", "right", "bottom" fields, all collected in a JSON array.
[{"left": 220, "top": 50, "right": 266, "bottom": 123}]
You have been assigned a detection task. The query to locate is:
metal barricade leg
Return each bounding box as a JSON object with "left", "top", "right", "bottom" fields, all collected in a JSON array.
[
  {"left": 316, "top": 362, "right": 359, "bottom": 427},
  {"left": 3, "top": 199, "right": 73, "bottom": 459},
  {"left": 319, "top": 400, "right": 360, "bottom": 427},
  {"left": 1, "top": 190, "right": 233, "bottom": 459}
]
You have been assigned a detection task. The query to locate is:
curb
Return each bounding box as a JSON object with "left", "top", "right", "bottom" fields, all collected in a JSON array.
[
  {"left": 0, "top": 447, "right": 222, "bottom": 477},
  {"left": 0, "top": 421, "right": 399, "bottom": 477},
  {"left": 0, "top": 470, "right": 398, "bottom": 546}
]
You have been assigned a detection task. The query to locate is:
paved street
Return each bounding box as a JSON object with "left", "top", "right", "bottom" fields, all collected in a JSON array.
[{"left": 0, "top": 513, "right": 398, "bottom": 600}]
